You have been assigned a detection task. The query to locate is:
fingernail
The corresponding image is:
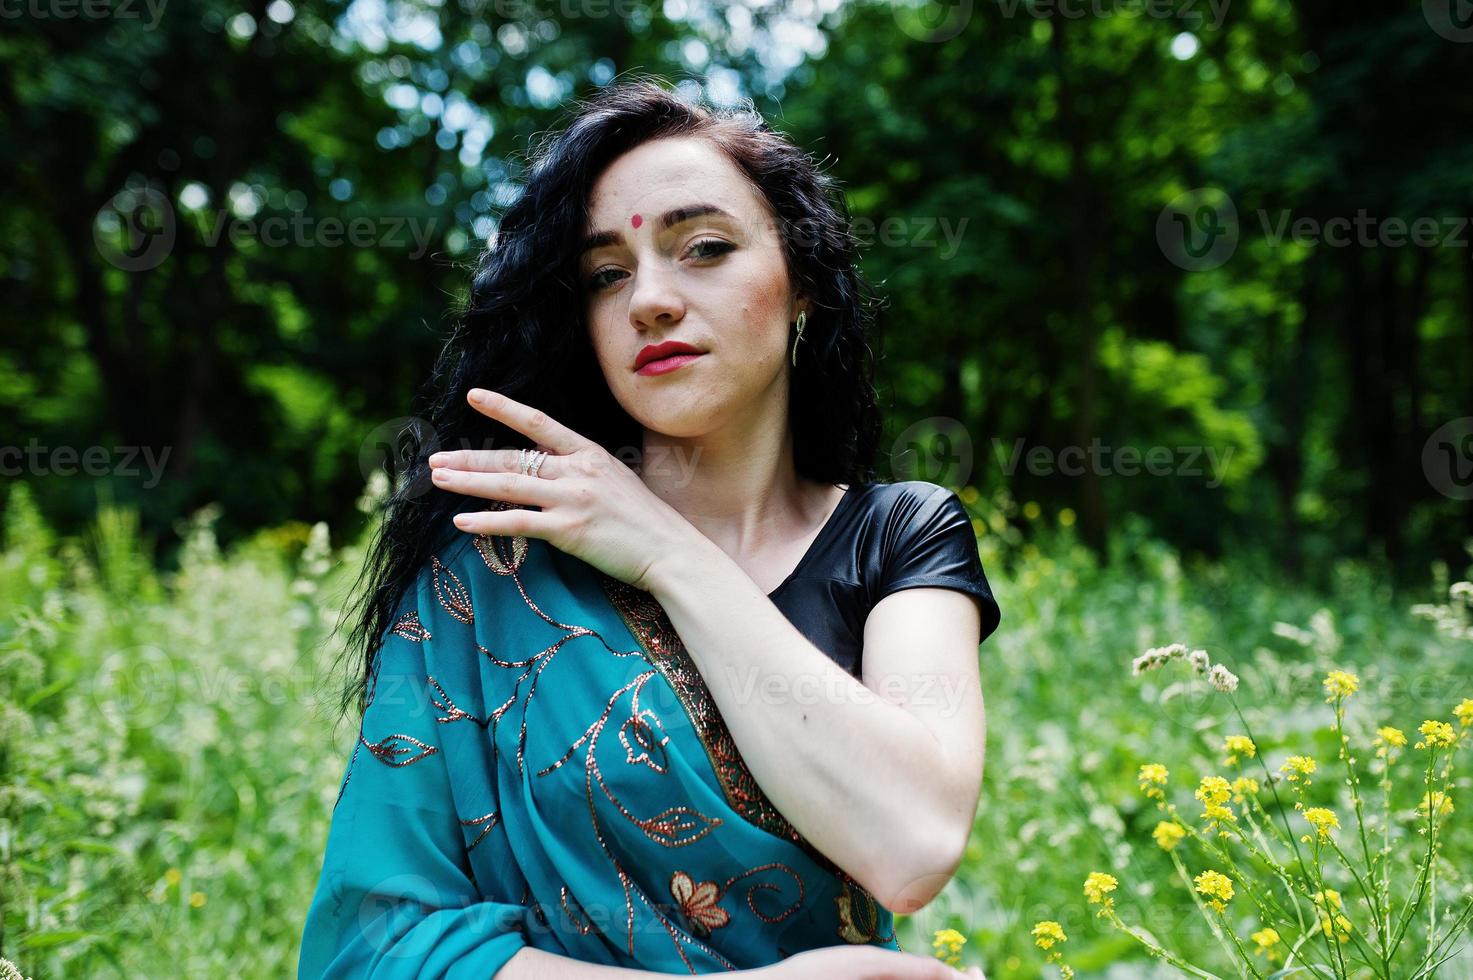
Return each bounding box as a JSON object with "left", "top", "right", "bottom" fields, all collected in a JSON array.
[{"left": 468, "top": 388, "right": 488, "bottom": 404}]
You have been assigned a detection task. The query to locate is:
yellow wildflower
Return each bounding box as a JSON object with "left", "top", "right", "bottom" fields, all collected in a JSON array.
[
  {"left": 1313, "top": 888, "right": 1342, "bottom": 910},
  {"left": 1302, "top": 807, "right": 1339, "bottom": 839},
  {"left": 931, "top": 927, "right": 965, "bottom": 966},
  {"left": 1374, "top": 726, "right": 1406, "bottom": 758},
  {"left": 1031, "top": 920, "right": 1066, "bottom": 949},
  {"left": 1311, "top": 893, "right": 1353, "bottom": 943},
  {"left": 189, "top": 891, "right": 206, "bottom": 908},
  {"left": 1152, "top": 820, "right": 1186, "bottom": 851},
  {"left": 1031, "top": 920, "right": 1075, "bottom": 978},
  {"left": 1222, "top": 734, "right": 1256, "bottom": 766},
  {"left": 1138, "top": 763, "right": 1169, "bottom": 800},
  {"left": 164, "top": 867, "right": 182, "bottom": 887},
  {"left": 1455, "top": 698, "right": 1473, "bottom": 728},
  {"left": 1281, "top": 755, "right": 1317, "bottom": 784},
  {"left": 1193, "top": 869, "right": 1234, "bottom": 912},
  {"left": 1417, "top": 720, "right": 1456, "bottom": 748},
  {"left": 1083, "top": 871, "right": 1118, "bottom": 911},
  {"left": 1418, "top": 791, "right": 1454, "bottom": 817},
  {"left": 1231, "top": 776, "right": 1259, "bottom": 802},
  {"left": 1323, "top": 670, "right": 1359, "bottom": 701},
  {"left": 1251, "top": 926, "right": 1282, "bottom": 962},
  {"left": 1195, "top": 775, "right": 1237, "bottom": 825},
  {"left": 1311, "top": 889, "right": 1351, "bottom": 940}
]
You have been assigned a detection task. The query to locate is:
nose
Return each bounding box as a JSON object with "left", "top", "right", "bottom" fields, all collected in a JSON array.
[{"left": 626, "top": 261, "right": 686, "bottom": 332}]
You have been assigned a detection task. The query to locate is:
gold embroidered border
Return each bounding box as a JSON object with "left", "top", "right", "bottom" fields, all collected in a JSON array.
[{"left": 595, "top": 571, "right": 879, "bottom": 903}]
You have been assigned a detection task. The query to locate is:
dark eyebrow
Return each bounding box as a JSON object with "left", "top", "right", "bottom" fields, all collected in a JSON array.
[{"left": 578, "top": 203, "right": 737, "bottom": 257}]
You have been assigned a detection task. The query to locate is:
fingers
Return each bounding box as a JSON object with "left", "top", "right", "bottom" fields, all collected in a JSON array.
[
  {"left": 430, "top": 468, "right": 561, "bottom": 507},
  {"left": 428, "top": 447, "right": 558, "bottom": 474},
  {"left": 466, "top": 388, "right": 590, "bottom": 455},
  {"left": 450, "top": 503, "right": 550, "bottom": 536}
]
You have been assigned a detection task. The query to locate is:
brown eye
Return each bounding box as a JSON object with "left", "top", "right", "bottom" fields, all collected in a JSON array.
[
  {"left": 687, "top": 239, "right": 734, "bottom": 260},
  {"left": 586, "top": 267, "right": 623, "bottom": 291},
  {"left": 586, "top": 240, "right": 733, "bottom": 293}
]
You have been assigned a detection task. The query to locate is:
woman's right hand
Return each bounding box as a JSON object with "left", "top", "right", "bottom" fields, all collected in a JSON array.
[{"left": 753, "top": 946, "right": 986, "bottom": 980}]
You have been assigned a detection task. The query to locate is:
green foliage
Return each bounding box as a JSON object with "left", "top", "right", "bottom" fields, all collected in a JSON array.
[
  {"left": 0, "top": 484, "right": 363, "bottom": 975},
  {"left": 2, "top": 0, "right": 1469, "bottom": 581},
  {"left": 4, "top": 488, "right": 1470, "bottom": 975}
]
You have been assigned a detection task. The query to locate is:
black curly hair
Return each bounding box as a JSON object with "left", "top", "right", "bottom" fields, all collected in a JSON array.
[{"left": 334, "top": 73, "right": 889, "bottom": 719}]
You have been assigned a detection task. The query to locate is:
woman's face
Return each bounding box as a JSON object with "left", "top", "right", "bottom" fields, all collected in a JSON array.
[{"left": 579, "top": 135, "right": 804, "bottom": 441}]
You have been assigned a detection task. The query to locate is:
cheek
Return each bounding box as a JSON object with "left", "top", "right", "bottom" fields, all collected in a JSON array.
[
  {"left": 586, "top": 311, "right": 619, "bottom": 365},
  {"left": 743, "top": 277, "right": 791, "bottom": 347}
]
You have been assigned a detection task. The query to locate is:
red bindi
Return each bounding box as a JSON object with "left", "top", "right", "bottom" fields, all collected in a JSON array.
[{"left": 630, "top": 214, "right": 642, "bottom": 229}]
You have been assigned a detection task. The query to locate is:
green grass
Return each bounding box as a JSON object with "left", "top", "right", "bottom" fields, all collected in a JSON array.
[{"left": 3, "top": 482, "right": 1469, "bottom": 978}]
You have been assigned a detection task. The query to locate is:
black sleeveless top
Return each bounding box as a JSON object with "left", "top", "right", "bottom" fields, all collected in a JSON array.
[{"left": 766, "top": 480, "right": 1002, "bottom": 679}]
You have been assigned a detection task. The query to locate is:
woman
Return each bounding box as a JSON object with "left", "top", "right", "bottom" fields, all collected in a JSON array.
[{"left": 300, "top": 77, "right": 1001, "bottom": 978}]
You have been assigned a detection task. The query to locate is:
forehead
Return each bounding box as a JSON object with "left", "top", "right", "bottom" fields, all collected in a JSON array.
[{"left": 586, "top": 136, "right": 765, "bottom": 224}]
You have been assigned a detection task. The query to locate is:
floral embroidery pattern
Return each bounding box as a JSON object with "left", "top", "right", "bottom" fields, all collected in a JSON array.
[
  {"left": 835, "top": 879, "right": 888, "bottom": 943},
  {"left": 391, "top": 609, "right": 431, "bottom": 641},
  {"left": 620, "top": 708, "right": 669, "bottom": 772},
  {"left": 670, "top": 871, "right": 731, "bottom": 937},
  {"left": 428, "top": 675, "right": 487, "bottom": 727},
  {"left": 560, "top": 884, "right": 598, "bottom": 935},
  {"left": 431, "top": 554, "right": 474, "bottom": 624},
  {"left": 360, "top": 731, "right": 437, "bottom": 767},
  {"left": 460, "top": 809, "right": 501, "bottom": 851},
  {"left": 475, "top": 522, "right": 529, "bottom": 575}
]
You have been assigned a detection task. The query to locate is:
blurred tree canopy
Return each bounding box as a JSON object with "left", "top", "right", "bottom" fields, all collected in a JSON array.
[{"left": 2, "top": 0, "right": 1470, "bottom": 584}]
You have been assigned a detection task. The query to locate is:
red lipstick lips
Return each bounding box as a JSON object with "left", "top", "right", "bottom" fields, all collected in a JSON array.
[{"left": 634, "top": 340, "right": 706, "bottom": 375}]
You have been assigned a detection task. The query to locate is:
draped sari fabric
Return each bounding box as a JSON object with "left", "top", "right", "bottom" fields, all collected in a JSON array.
[{"left": 299, "top": 526, "right": 902, "bottom": 977}]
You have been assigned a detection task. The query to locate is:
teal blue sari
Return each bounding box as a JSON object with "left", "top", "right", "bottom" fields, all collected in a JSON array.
[{"left": 299, "top": 527, "right": 902, "bottom": 977}]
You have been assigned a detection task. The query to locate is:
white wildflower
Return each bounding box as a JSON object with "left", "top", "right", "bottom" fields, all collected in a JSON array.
[
  {"left": 1132, "top": 642, "right": 1188, "bottom": 675},
  {"left": 1208, "top": 664, "right": 1239, "bottom": 694}
]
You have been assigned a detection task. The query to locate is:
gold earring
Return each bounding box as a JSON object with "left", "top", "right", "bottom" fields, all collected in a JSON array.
[{"left": 790, "top": 310, "right": 807, "bottom": 366}]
